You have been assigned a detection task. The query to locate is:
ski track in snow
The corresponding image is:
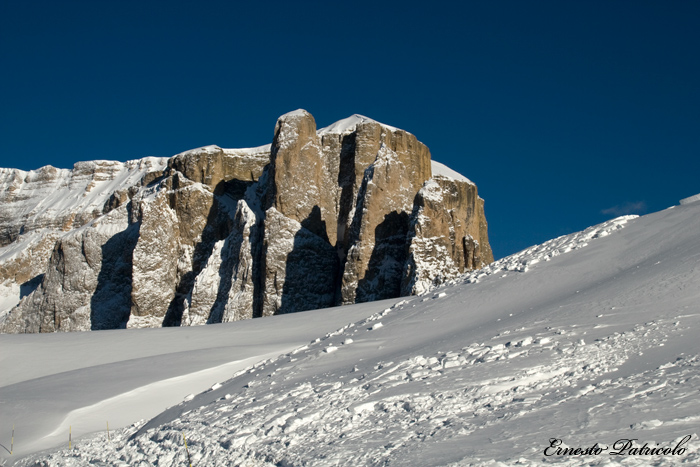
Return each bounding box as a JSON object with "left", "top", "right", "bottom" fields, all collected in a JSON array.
[{"left": 6, "top": 204, "right": 700, "bottom": 466}]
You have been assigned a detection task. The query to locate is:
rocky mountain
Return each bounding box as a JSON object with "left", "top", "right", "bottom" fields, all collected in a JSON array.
[{"left": 0, "top": 110, "right": 492, "bottom": 333}]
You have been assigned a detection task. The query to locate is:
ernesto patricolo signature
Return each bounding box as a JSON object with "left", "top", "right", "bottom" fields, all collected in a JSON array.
[{"left": 544, "top": 435, "right": 692, "bottom": 457}]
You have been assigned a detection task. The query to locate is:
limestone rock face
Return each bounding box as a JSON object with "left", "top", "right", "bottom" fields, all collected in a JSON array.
[
  {"left": 401, "top": 174, "right": 494, "bottom": 296},
  {"left": 268, "top": 111, "right": 328, "bottom": 225},
  {"left": 261, "top": 207, "right": 339, "bottom": 317},
  {"left": 168, "top": 145, "right": 269, "bottom": 196},
  {"left": 129, "top": 191, "right": 180, "bottom": 321},
  {"left": 0, "top": 233, "right": 58, "bottom": 288},
  {"left": 0, "top": 110, "right": 493, "bottom": 333},
  {"left": 183, "top": 199, "right": 258, "bottom": 325},
  {"left": 3, "top": 205, "right": 136, "bottom": 332},
  {"left": 340, "top": 135, "right": 430, "bottom": 303}
]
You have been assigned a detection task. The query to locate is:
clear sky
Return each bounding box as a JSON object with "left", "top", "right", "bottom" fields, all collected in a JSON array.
[{"left": 1, "top": 1, "right": 698, "bottom": 259}]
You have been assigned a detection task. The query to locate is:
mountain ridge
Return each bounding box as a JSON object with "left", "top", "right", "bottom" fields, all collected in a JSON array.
[{"left": 0, "top": 110, "right": 493, "bottom": 333}]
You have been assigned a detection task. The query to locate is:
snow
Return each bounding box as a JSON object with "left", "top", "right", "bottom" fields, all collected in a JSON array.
[
  {"left": 2, "top": 148, "right": 700, "bottom": 465},
  {"left": 4, "top": 201, "right": 700, "bottom": 465},
  {"left": 174, "top": 144, "right": 223, "bottom": 157},
  {"left": 0, "top": 282, "right": 20, "bottom": 319},
  {"left": 431, "top": 159, "right": 474, "bottom": 184},
  {"left": 679, "top": 192, "right": 700, "bottom": 205},
  {"left": 318, "top": 114, "right": 400, "bottom": 135},
  {"left": 280, "top": 108, "right": 311, "bottom": 119},
  {"left": 176, "top": 144, "right": 271, "bottom": 158},
  {"left": 0, "top": 297, "right": 412, "bottom": 463},
  {"left": 0, "top": 230, "right": 45, "bottom": 264},
  {"left": 418, "top": 178, "right": 444, "bottom": 203},
  {"left": 0, "top": 157, "right": 168, "bottom": 240},
  {"left": 223, "top": 144, "right": 271, "bottom": 156}
]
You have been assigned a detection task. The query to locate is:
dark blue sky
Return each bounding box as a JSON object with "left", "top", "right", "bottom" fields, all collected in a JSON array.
[{"left": 1, "top": 1, "right": 698, "bottom": 259}]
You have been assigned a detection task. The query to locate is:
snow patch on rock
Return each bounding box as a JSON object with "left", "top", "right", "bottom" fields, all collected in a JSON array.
[{"left": 431, "top": 160, "right": 473, "bottom": 184}]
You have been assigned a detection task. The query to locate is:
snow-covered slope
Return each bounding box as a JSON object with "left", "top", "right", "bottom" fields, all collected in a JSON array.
[
  {"left": 317, "top": 113, "right": 400, "bottom": 135},
  {"left": 2, "top": 199, "right": 700, "bottom": 466},
  {"left": 431, "top": 160, "right": 473, "bottom": 184}
]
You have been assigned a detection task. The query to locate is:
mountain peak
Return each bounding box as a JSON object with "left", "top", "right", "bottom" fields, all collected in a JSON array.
[{"left": 0, "top": 110, "right": 491, "bottom": 333}]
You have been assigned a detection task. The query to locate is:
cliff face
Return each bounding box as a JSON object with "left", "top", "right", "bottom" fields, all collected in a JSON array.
[{"left": 0, "top": 110, "right": 493, "bottom": 333}]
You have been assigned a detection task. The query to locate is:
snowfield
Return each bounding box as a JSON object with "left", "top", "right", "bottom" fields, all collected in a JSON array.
[{"left": 2, "top": 198, "right": 700, "bottom": 466}]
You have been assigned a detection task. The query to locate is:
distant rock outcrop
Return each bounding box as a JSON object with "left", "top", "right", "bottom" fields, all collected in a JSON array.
[{"left": 0, "top": 110, "right": 493, "bottom": 333}]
